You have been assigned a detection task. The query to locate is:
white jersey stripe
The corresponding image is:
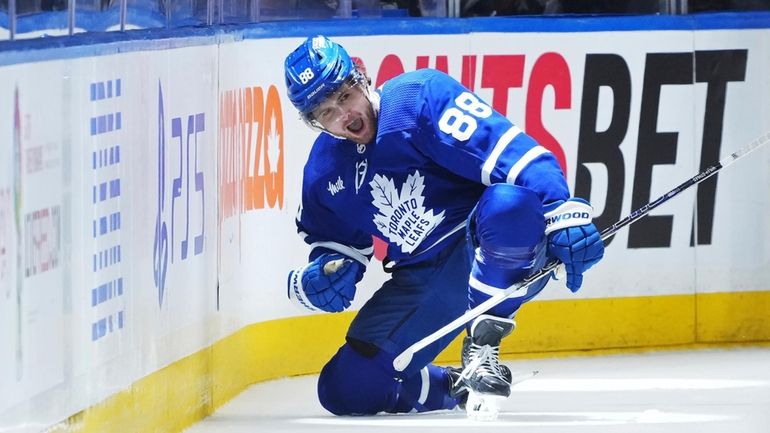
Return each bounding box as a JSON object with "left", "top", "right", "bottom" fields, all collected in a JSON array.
[
  {"left": 469, "top": 274, "right": 532, "bottom": 299},
  {"left": 506, "top": 145, "right": 550, "bottom": 185},
  {"left": 481, "top": 125, "right": 522, "bottom": 186},
  {"left": 309, "top": 241, "right": 371, "bottom": 266}
]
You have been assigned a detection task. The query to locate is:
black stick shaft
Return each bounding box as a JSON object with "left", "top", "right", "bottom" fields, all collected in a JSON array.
[{"left": 393, "top": 131, "right": 770, "bottom": 372}]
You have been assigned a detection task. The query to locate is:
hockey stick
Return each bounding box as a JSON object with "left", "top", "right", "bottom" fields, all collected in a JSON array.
[{"left": 393, "top": 131, "right": 770, "bottom": 372}]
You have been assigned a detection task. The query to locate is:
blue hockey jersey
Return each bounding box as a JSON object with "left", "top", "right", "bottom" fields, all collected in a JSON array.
[{"left": 296, "top": 69, "right": 569, "bottom": 268}]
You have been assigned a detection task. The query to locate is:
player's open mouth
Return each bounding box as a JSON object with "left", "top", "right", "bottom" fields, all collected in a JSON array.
[{"left": 347, "top": 118, "right": 364, "bottom": 134}]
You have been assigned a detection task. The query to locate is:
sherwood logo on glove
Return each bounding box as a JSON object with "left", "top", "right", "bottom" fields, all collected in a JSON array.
[
  {"left": 546, "top": 211, "right": 591, "bottom": 225},
  {"left": 544, "top": 200, "right": 594, "bottom": 235}
]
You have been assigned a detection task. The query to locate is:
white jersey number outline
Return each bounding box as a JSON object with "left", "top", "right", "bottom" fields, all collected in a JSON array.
[{"left": 438, "top": 92, "right": 492, "bottom": 141}]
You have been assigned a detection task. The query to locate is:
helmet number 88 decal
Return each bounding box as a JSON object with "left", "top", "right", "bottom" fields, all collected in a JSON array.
[
  {"left": 438, "top": 92, "right": 492, "bottom": 141},
  {"left": 299, "top": 68, "right": 315, "bottom": 84}
]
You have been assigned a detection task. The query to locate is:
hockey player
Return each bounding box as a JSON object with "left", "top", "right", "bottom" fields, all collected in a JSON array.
[{"left": 284, "top": 35, "right": 604, "bottom": 415}]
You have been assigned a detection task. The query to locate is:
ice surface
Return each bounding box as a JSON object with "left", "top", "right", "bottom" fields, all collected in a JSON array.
[{"left": 186, "top": 348, "right": 770, "bottom": 433}]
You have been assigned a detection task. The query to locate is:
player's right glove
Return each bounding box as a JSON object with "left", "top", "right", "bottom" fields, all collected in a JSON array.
[{"left": 287, "top": 253, "right": 364, "bottom": 313}]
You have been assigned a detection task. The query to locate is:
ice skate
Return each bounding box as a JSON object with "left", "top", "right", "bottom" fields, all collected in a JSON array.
[{"left": 453, "top": 314, "right": 515, "bottom": 420}]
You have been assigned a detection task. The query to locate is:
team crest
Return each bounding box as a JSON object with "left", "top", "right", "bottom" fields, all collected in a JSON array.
[{"left": 370, "top": 170, "right": 445, "bottom": 253}]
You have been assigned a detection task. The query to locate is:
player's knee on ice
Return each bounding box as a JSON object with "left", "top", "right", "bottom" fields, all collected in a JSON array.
[
  {"left": 318, "top": 344, "right": 397, "bottom": 415},
  {"left": 470, "top": 184, "right": 549, "bottom": 317},
  {"left": 317, "top": 342, "right": 460, "bottom": 415}
]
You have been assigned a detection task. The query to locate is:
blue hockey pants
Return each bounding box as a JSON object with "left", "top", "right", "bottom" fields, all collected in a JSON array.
[{"left": 318, "top": 184, "right": 549, "bottom": 415}]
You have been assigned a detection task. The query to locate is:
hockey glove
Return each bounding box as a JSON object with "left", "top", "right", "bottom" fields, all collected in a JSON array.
[
  {"left": 545, "top": 198, "right": 604, "bottom": 292},
  {"left": 287, "top": 253, "right": 364, "bottom": 313}
]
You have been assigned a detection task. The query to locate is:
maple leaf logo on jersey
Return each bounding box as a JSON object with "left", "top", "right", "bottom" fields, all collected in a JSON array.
[{"left": 370, "top": 170, "right": 445, "bottom": 254}]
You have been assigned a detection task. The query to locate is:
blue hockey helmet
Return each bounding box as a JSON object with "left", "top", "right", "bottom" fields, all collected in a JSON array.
[{"left": 284, "top": 35, "right": 355, "bottom": 119}]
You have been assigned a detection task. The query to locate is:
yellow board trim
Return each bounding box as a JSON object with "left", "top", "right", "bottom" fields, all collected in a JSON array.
[
  {"left": 697, "top": 290, "right": 770, "bottom": 342},
  {"left": 47, "top": 291, "right": 770, "bottom": 433}
]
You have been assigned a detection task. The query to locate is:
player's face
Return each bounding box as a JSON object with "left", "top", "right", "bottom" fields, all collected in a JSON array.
[{"left": 311, "top": 82, "right": 376, "bottom": 144}]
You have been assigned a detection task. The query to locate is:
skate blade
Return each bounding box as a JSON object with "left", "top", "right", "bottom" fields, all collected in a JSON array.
[{"left": 465, "top": 391, "right": 506, "bottom": 421}]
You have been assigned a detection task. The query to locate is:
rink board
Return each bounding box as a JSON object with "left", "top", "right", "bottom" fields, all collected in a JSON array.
[
  {"left": 39, "top": 291, "right": 770, "bottom": 433},
  {"left": 0, "top": 12, "right": 768, "bottom": 433}
]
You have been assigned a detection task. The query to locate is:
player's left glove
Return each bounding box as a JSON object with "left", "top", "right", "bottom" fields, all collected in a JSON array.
[
  {"left": 287, "top": 253, "right": 364, "bottom": 313},
  {"left": 545, "top": 198, "right": 604, "bottom": 293}
]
